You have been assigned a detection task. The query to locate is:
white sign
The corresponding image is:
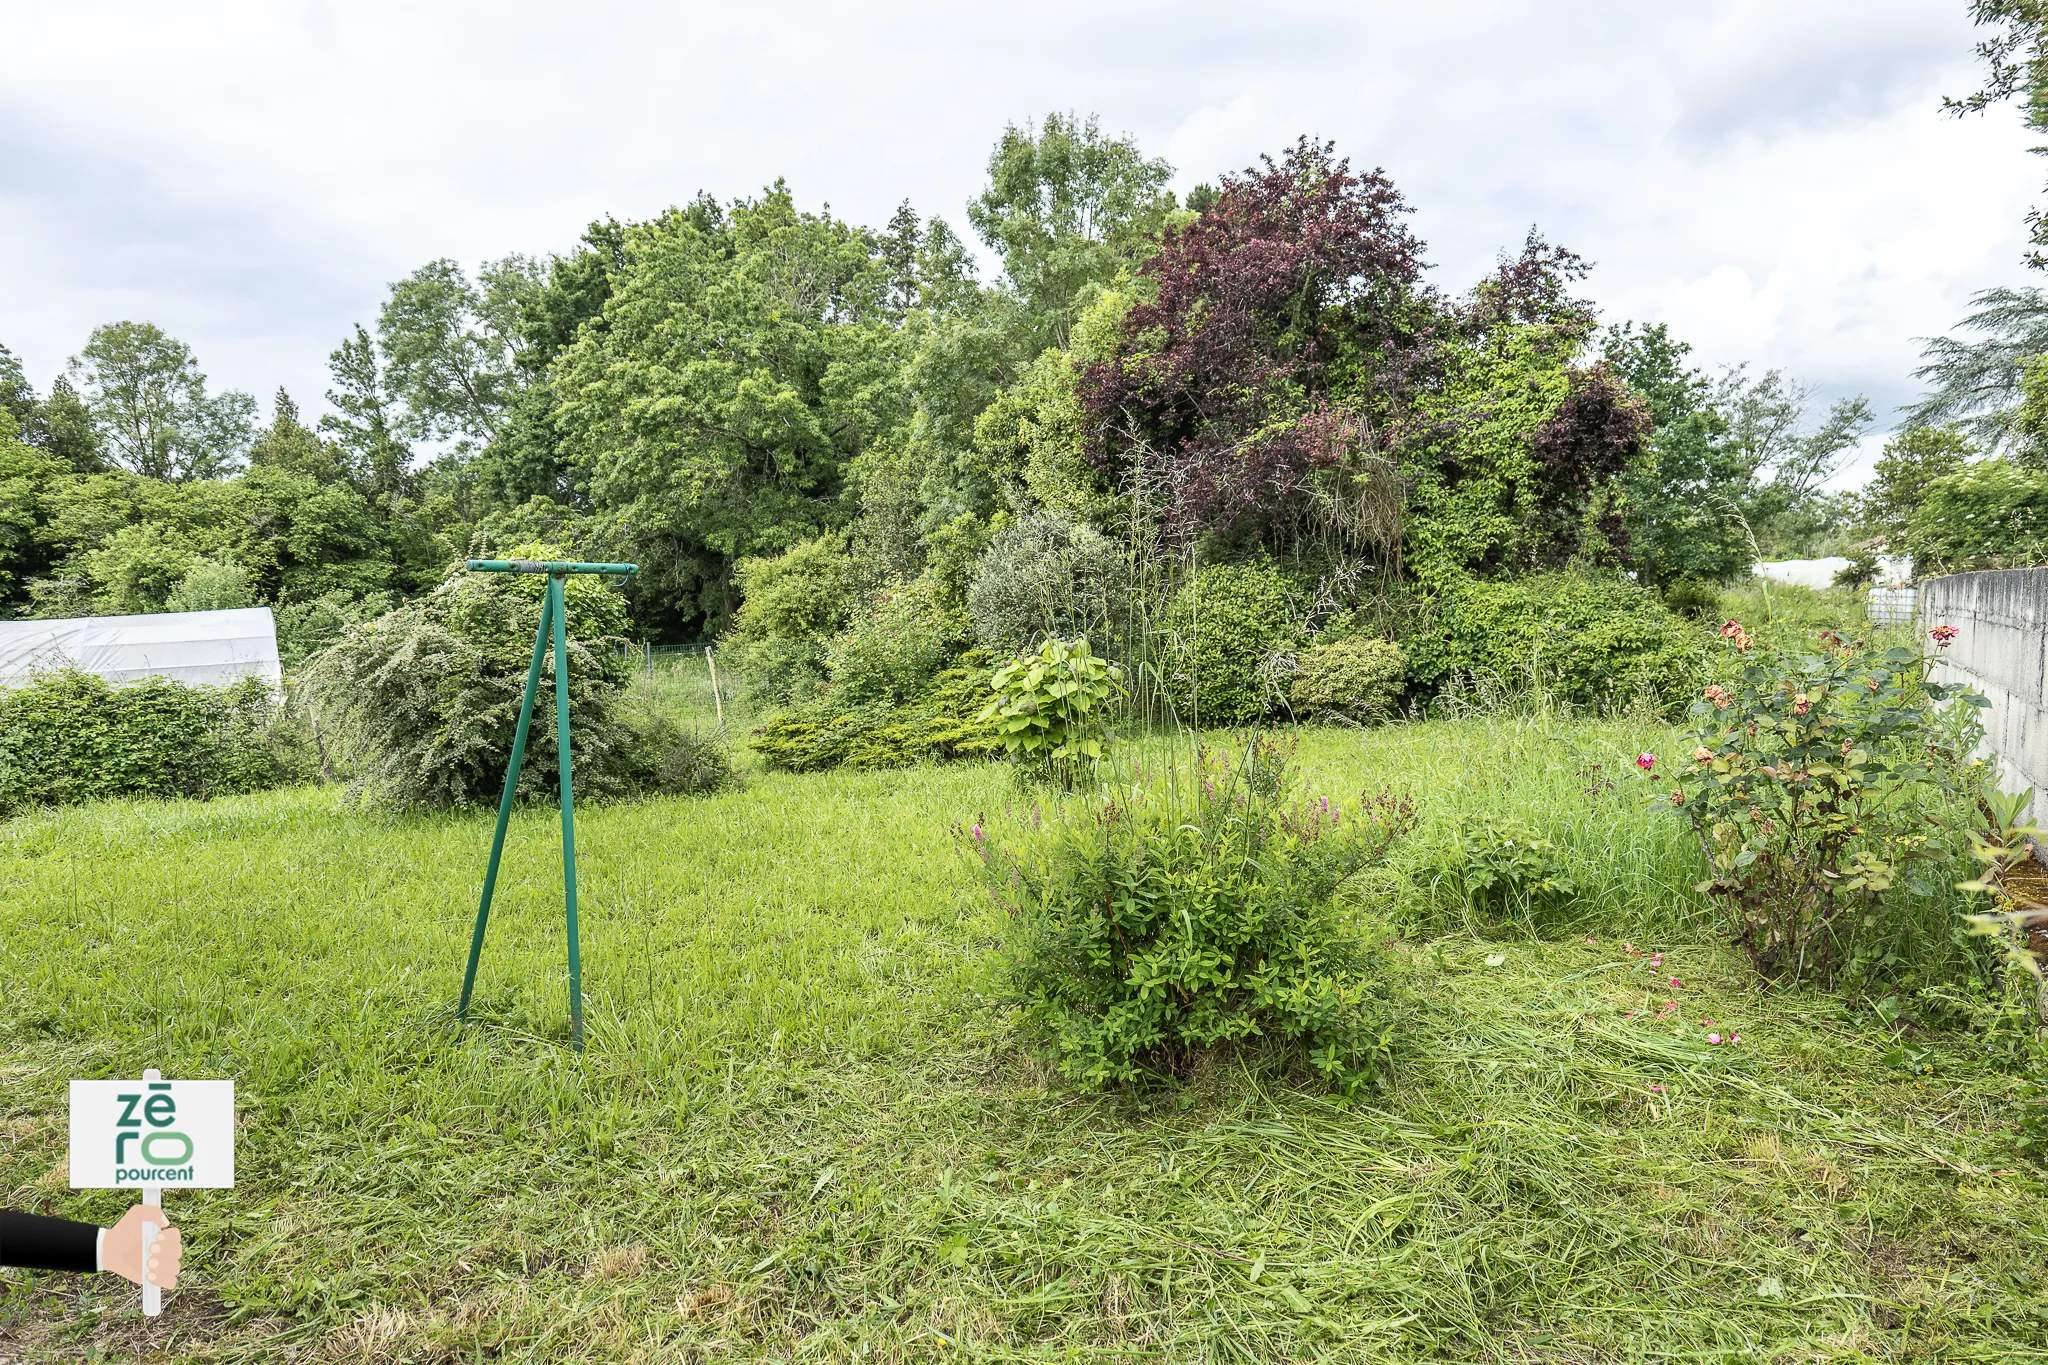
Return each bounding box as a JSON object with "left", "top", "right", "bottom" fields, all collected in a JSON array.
[{"left": 69, "top": 1078, "right": 235, "bottom": 1190}]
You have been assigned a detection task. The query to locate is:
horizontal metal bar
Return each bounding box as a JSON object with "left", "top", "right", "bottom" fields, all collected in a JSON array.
[{"left": 465, "top": 559, "right": 639, "bottom": 576}]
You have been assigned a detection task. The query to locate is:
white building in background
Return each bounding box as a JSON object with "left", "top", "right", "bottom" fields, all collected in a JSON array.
[
  {"left": 1751, "top": 556, "right": 1914, "bottom": 590},
  {"left": 0, "top": 607, "right": 282, "bottom": 690}
]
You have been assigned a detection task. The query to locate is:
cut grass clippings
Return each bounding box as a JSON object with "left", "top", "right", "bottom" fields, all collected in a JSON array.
[{"left": 2, "top": 719, "right": 2045, "bottom": 1362}]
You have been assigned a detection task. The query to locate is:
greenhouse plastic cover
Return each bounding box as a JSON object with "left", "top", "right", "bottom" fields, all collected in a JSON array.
[{"left": 0, "top": 607, "right": 282, "bottom": 690}]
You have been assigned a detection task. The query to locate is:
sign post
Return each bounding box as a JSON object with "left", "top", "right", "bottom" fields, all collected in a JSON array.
[
  {"left": 454, "top": 559, "right": 637, "bottom": 1053},
  {"left": 70, "top": 1068, "right": 234, "bottom": 1317}
]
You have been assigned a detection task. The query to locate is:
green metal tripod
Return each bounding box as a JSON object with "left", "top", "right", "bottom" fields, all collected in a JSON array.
[{"left": 455, "top": 558, "right": 638, "bottom": 1052}]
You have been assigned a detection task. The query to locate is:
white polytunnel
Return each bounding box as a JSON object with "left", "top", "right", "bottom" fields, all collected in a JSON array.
[{"left": 0, "top": 607, "right": 283, "bottom": 690}]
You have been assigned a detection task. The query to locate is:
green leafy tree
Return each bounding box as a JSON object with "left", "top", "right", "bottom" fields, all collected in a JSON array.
[
  {"left": 553, "top": 185, "right": 908, "bottom": 635},
  {"left": 0, "top": 344, "right": 34, "bottom": 433},
  {"left": 34, "top": 376, "right": 103, "bottom": 473},
  {"left": 1861, "top": 425, "right": 1975, "bottom": 544},
  {"left": 1905, "top": 456, "right": 2048, "bottom": 570},
  {"left": 249, "top": 390, "right": 351, "bottom": 484},
  {"left": 320, "top": 324, "right": 413, "bottom": 496},
  {"left": 69, "top": 322, "right": 255, "bottom": 481},
  {"left": 967, "top": 112, "right": 1176, "bottom": 354},
  {"left": 1603, "top": 322, "right": 1750, "bottom": 586},
  {"left": 1949, "top": 1, "right": 2048, "bottom": 267},
  {"left": 377, "top": 257, "right": 538, "bottom": 452},
  {"left": 0, "top": 409, "right": 69, "bottom": 605}
]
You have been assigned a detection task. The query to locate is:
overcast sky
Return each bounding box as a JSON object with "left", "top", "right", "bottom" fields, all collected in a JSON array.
[{"left": 2, "top": 0, "right": 2039, "bottom": 487}]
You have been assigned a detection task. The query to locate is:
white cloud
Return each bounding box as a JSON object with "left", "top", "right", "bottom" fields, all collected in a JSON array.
[{"left": 0, "top": 0, "right": 2039, "bottom": 495}]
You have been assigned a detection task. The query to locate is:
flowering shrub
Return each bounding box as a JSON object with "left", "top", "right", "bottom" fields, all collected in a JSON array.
[
  {"left": 1662, "top": 620, "right": 1987, "bottom": 986},
  {"left": 980, "top": 636, "right": 1125, "bottom": 782},
  {"left": 965, "top": 736, "right": 1416, "bottom": 1093}
]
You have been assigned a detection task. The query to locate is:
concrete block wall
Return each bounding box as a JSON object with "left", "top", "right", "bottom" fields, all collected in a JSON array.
[{"left": 1920, "top": 568, "right": 2048, "bottom": 819}]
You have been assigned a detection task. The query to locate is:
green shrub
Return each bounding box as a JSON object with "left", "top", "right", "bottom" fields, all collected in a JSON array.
[
  {"left": 1403, "top": 570, "right": 1708, "bottom": 711},
  {"left": 1660, "top": 577, "right": 1721, "bottom": 618},
  {"left": 1665, "top": 622, "right": 1986, "bottom": 987},
  {"left": 300, "top": 558, "right": 639, "bottom": 810},
  {"left": 967, "top": 736, "right": 1416, "bottom": 1094},
  {"left": 731, "top": 534, "right": 863, "bottom": 642},
  {"left": 1906, "top": 457, "right": 2048, "bottom": 572},
  {"left": 1288, "top": 636, "right": 1407, "bottom": 720},
  {"left": 981, "top": 636, "right": 1124, "bottom": 782},
  {"left": 165, "top": 557, "right": 257, "bottom": 613},
  {"left": 726, "top": 535, "right": 865, "bottom": 705},
  {"left": 274, "top": 590, "right": 398, "bottom": 670},
  {"left": 616, "top": 704, "right": 739, "bottom": 797},
  {"left": 750, "top": 654, "right": 1002, "bottom": 773},
  {"left": 1454, "top": 814, "right": 1577, "bottom": 932},
  {"left": 0, "top": 670, "right": 309, "bottom": 816},
  {"left": 1164, "top": 562, "right": 1297, "bottom": 725},
  {"left": 966, "top": 512, "right": 1130, "bottom": 657},
  {"left": 827, "top": 577, "right": 961, "bottom": 705}
]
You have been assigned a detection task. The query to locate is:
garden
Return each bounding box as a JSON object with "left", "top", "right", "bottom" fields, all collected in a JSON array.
[
  {"left": 4, "top": 567, "right": 2048, "bottom": 1360},
  {"left": 5, "top": 115, "right": 2048, "bottom": 1363}
]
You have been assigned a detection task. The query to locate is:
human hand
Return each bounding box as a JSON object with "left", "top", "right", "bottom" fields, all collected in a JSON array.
[{"left": 102, "top": 1205, "right": 181, "bottom": 1289}]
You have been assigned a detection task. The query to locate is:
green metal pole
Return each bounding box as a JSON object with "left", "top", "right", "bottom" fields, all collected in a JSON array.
[
  {"left": 458, "top": 585, "right": 555, "bottom": 1021},
  {"left": 551, "top": 573, "right": 584, "bottom": 1053}
]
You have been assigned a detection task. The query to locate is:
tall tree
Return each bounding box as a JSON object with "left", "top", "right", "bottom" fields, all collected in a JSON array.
[
  {"left": 1861, "top": 425, "right": 1975, "bottom": 543},
  {"left": 68, "top": 321, "right": 254, "bottom": 481},
  {"left": 0, "top": 344, "right": 34, "bottom": 433},
  {"left": 968, "top": 112, "right": 1177, "bottom": 353},
  {"left": 1081, "top": 137, "right": 1430, "bottom": 549},
  {"left": 321, "top": 325, "right": 413, "bottom": 497},
  {"left": 376, "top": 257, "right": 537, "bottom": 451},
  {"left": 1603, "top": 322, "right": 1750, "bottom": 586},
  {"left": 553, "top": 184, "right": 909, "bottom": 633},
  {"left": 249, "top": 389, "right": 350, "bottom": 484},
  {"left": 1907, "top": 286, "right": 2048, "bottom": 448}
]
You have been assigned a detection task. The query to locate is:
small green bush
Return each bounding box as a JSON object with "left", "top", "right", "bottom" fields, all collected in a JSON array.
[
  {"left": 966, "top": 512, "right": 1130, "bottom": 657},
  {"left": 1289, "top": 636, "right": 1406, "bottom": 720},
  {"left": 967, "top": 736, "right": 1415, "bottom": 1094},
  {"left": 828, "top": 578, "right": 961, "bottom": 705},
  {"left": 981, "top": 637, "right": 1124, "bottom": 782},
  {"left": 301, "top": 557, "right": 639, "bottom": 810},
  {"left": 616, "top": 705, "right": 739, "bottom": 797},
  {"left": 730, "top": 534, "right": 863, "bottom": 642},
  {"left": 1660, "top": 577, "right": 1721, "bottom": 618},
  {"left": 750, "top": 654, "right": 1002, "bottom": 773},
  {"left": 165, "top": 557, "right": 257, "bottom": 613},
  {"left": 0, "top": 670, "right": 309, "bottom": 816},
  {"left": 1164, "top": 562, "right": 1297, "bottom": 725},
  {"left": 1455, "top": 814, "right": 1577, "bottom": 931},
  {"left": 1403, "top": 570, "right": 1708, "bottom": 711},
  {"left": 726, "top": 535, "right": 866, "bottom": 705}
]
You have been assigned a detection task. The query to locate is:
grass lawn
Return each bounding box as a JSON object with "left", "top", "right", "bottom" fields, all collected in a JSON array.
[{"left": 3, "top": 712, "right": 2046, "bottom": 1362}]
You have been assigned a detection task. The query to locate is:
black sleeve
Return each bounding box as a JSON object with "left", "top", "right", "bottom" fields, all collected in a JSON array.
[{"left": 0, "top": 1209, "right": 101, "bottom": 1273}]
